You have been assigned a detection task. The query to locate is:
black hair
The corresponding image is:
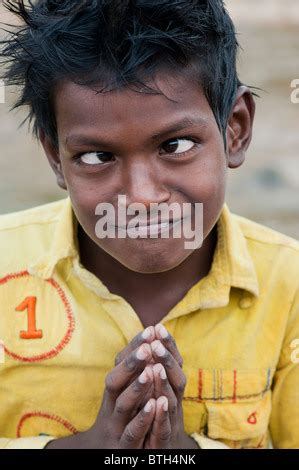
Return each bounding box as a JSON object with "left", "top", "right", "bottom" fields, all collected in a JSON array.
[{"left": 0, "top": 0, "right": 245, "bottom": 150}]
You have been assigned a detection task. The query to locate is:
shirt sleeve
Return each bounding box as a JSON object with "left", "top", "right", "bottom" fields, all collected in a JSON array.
[
  {"left": 190, "top": 433, "right": 230, "bottom": 449},
  {"left": 270, "top": 286, "right": 299, "bottom": 449},
  {"left": 0, "top": 436, "right": 56, "bottom": 449}
]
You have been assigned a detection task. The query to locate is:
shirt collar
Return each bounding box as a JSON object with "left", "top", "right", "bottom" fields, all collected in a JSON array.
[
  {"left": 165, "top": 203, "right": 259, "bottom": 321},
  {"left": 28, "top": 197, "right": 259, "bottom": 314}
]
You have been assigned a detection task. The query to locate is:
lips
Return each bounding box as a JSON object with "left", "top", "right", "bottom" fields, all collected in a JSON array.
[
  {"left": 116, "top": 218, "right": 181, "bottom": 229},
  {"left": 113, "top": 219, "right": 184, "bottom": 237}
]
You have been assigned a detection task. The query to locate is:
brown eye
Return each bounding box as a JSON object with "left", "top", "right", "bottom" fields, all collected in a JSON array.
[
  {"left": 80, "top": 151, "right": 114, "bottom": 165},
  {"left": 161, "top": 138, "right": 196, "bottom": 155}
]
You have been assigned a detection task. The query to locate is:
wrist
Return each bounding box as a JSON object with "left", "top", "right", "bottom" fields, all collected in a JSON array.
[
  {"left": 45, "top": 428, "right": 100, "bottom": 449},
  {"left": 180, "top": 432, "right": 200, "bottom": 449}
]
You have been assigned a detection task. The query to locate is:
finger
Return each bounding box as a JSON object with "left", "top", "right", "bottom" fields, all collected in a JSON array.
[
  {"left": 134, "top": 363, "right": 155, "bottom": 411},
  {"left": 155, "top": 324, "right": 183, "bottom": 367},
  {"left": 114, "top": 326, "right": 156, "bottom": 366},
  {"left": 119, "top": 398, "right": 156, "bottom": 449},
  {"left": 104, "top": 343, "right": 153, "bottom": 410},
  {"left": 151, "top": 340, "right": 187, "bottom": 401},
  {"left": 112, "top": 366, "right": 154, "bottom": 433},
  {"left": 152, "top": 363, "right": 178, "bottom": 431},
  {"left": 136, "top": 382, "right": 155, "bottom": 412},
  {"left": 149, "top": 396, "right": 171, "bottom": 449}
]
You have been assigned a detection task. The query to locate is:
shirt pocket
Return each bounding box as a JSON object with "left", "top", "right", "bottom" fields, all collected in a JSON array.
[
  {"left": 205, "top": 393, "right": 272, "bottom": 448},
  {"left": 183, "top": 367, "right": 274, "bottom": 449}
]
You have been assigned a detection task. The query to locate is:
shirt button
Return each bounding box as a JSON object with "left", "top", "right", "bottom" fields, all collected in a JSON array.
[{"left": 239, "top": 297, "right": 252, "bottom": 309}]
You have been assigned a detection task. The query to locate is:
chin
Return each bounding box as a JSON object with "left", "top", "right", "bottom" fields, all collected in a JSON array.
[{"left": 117, "top": 249, "right": 189, "bottom": 274}]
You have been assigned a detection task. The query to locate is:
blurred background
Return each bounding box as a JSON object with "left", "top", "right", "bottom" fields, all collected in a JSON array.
[{"left": 0, "top": 0, "right": 298, "bottom": 237}]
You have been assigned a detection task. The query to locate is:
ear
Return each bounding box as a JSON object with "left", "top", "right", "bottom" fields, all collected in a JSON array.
[
  {"left": 39, "top": 129, "right": 68, "bottom": 190},
  {"left": 226, "top": 86, "right": 255, "bottom": 169}
]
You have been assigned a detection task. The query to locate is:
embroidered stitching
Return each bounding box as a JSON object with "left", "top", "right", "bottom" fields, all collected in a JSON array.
[
  {"left": 16, "top": 296, "right": 43, "bottom": 339},
  {"left": 247, "top": 412, "right": 257, "bottom": 425},
  {"left": 17, "top": 411, "right": 78, "bottom": 437},
  {"left": 184, "top": 367, "right": 272, "bottom": 403},
  {"left": 1, "top": 271, "right": 75, "bottom": 362},
  {"left": 198, "top": 369, "right": 203, "bottom": 401}
]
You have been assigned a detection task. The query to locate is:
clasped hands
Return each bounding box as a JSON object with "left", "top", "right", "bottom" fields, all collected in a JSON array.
[{"left": 87, "top": 324, "right": 198, "bottom": 449}]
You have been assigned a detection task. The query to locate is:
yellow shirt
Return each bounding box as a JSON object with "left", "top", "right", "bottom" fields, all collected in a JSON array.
[{"left": 0, "top": 197, "right": 299, "bottom": 449}]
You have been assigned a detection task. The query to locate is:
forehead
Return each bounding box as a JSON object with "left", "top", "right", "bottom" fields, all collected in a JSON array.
[{"left": 54, "top": 69, "right": 215, "bottom": 135}]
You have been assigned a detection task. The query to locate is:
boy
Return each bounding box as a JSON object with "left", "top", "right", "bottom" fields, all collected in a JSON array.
[{"left": 0, "top": 0, "right": 298, "bottom": 449}]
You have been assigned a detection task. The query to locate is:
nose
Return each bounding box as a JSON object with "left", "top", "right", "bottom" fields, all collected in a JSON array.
[{"left": 122, "top": 159, "right": 171, "bottom": 210}]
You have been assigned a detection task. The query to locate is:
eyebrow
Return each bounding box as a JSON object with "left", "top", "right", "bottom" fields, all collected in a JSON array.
[{"left": 65, "top": 116, "right": 208, "bottom": 147}]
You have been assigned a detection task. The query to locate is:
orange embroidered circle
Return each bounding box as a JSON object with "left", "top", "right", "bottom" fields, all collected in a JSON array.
[
  {"left": 1, "top": 270, "right": 75, "bottom": 362},
  {"left": 17, "top": 411, "right": 79, "bottom": 437}
]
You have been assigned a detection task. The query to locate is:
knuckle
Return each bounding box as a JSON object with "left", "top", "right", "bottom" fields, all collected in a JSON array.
[
  {"left": 170, "top": 397, "right": 178, "bottom": 415},
  {"left": 124, "top": 426, "right": 138, "bottom": 443},
  {"left": 114, "top": 399, "right": 126, "bottom": 415},
  {"left": 136, "top": 414, "right": 146, "bottom": 428},
  {"left": 124, "top": 355, "right": 136, "bottom": 372},
  {"left": 132, "top": 333, "right": 143, "bottom": 349},
  {"left": 135, "top": 409, "right": 151, "bottom": 430},
  {"left": 105, "top": 373, "right": 117, "bottom": 394},
  {"left": 159, "top": 429, "right": 171, "bottom": 442},
  {"left": 167, "top": 336, "right": 184, "bottom": 366},
  {"left": 132, "top": 380, "right": 142, "bottom": 394},
  {"left": 164, "top": 352, "right": 173, "bottom": 369},
  {"left": 114, "top": 353, "right": 122, "bottom": 366},
  {"left": 178, "top": 376, "right": 187, "bottom": 393}
]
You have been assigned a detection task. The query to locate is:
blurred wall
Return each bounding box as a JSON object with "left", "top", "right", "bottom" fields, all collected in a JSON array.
[
  {"left": 226, "top": 0, "right": 299, "bottom": 238},
  {"left": 0, "top": 0, "right": 298, "bottom": 237}
]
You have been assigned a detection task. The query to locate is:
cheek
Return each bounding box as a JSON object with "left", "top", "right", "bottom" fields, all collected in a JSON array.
[
  {"left": 202, "top": 166, "right": 227, "bottom": 237},
  {"left": 67, "top": 188, "right": 102, "bottom": 242},
  {"left": 64, "top": 167, "right": 117, "bottom": 234},
  {"left": 181, "top": 152, "right": 227, "bottom": 235},
  {"left": 181, "top": 149, "right": 227, "bottom": 202}
]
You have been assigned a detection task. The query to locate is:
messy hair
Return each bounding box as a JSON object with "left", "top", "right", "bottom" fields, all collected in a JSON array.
[{"left": 0, "top": 0, "right": 243, "bottom": 150}]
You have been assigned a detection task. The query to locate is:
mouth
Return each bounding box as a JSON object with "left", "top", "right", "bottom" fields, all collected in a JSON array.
[
  {"left": 114, "top": 218, "right": 183, "bottom": 236},
  {"left": 116, "top": 218, "right": 181, "bottom": 228}
]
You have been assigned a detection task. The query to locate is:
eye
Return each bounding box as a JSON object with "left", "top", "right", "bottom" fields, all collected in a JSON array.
[
  {"left": 74, "top": 137, "right": 198, "bottom": 166},
  {"left": 160, "top": 138, "right": 197, "bottom": 156},
  {"left": 79, "top": 151, "right": 114, "bottom": 165}
]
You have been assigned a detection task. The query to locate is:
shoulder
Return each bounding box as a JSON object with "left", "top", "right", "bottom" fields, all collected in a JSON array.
[
  {"left": 0, "top": 198, "right": 68, "bottom": 275},
  {"left": 233, "top": 212, "right": 299, "bottom": 252},
  {"left": 0, "top": 198, "right": 67, "bottom": 231},
  {"left": 232, "top": 211, "right": 299, "bottom": 284}
]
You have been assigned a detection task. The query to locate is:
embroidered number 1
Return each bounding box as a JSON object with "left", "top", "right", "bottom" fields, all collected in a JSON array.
[{"left": 15, "top": 296, "right": 43, "bottom": 339}]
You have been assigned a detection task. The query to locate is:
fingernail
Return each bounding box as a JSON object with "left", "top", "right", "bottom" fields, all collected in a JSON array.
[
  {"left": 153, "top": 363, "right": 163, "bottom": 375},
  {"left": 138, "top": 369, "right": 148, "bottom": 384},
  {"left": 136, "top": 344, "right": 150, "bottom": 360},
  {"left": 158, "top": 396, "right": 168, "bottom": 412},
  {"left": 145, "top": 365, "right": 154, "bottom": 381},
  {"left": 144, "top": 399, "right": 153, "bottom": 413},
  {"left": 151, "top": 340, "right": 166, "bottom": 357},
  {"left": 160, "top": 366, "right": 167, "bottom": 380},
  {"left": 156, "top": 324, "right": 169, "bottom": 339},
  {"left": 142, "top": 326, "right": 153, "bottom": 340},
  {"left": 162, "top": 397, "right": 168, "bottom": 412}
]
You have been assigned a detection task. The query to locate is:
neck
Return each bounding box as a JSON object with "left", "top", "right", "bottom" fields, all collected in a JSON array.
[{"left": 77, "top": 224, "right": 218, "bottom": 307}]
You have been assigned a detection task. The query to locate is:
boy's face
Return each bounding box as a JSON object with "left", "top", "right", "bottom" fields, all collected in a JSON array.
[{"left": 41, "top": 69, "right": 254, "bottom": 273}]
